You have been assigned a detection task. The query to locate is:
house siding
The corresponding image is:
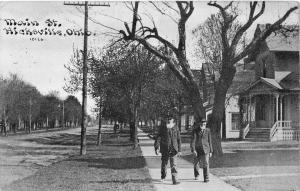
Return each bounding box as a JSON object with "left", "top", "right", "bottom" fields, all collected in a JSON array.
[{"left": 225, "top": 95, "right": 240, "bottom": 138}]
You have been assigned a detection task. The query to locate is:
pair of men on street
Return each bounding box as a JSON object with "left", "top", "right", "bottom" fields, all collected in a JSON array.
[{"left": 154, "top": 117, "right": 213, "bottom": 185}]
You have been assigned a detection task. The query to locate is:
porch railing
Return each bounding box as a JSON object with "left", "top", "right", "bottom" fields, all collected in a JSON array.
[
  {"left": 277, "top": 121, "right": 291, "bottom": 128},
  {"left": 270, "top": 120, "right": 292, "bottom": 141},
  {"left": 241, "top": 123, "right": 250, "bottom": 139},
  {"left": 270, "top": 121, "right": 279, "bottom": 140}
]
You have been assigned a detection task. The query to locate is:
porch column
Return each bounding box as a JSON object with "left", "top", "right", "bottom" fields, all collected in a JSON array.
[
  {"left": 280, "top": 95, "right": 283, "bottom": 121},
  {"left": 249, "top": 95, "right": 252, "bottom": 124},
  {"left": 246, "top": 96, "right": 250, "bottom": 123},
  {"left": 246, "top": 96, "right": 249, "bottom": 124},
  {"left": 275, "top": 94, "right": 279, "bottom": 122}
]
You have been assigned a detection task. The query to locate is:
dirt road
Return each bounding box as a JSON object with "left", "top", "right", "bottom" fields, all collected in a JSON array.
[{"left": 0, "top": 126, "right": 99, "bottom": 189}]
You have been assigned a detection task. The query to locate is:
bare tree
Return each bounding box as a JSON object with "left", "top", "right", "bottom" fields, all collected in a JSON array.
[
  {"left": 192, "top": 12, "right": 246, "bottom": 80},
  {"left": 120, "top": 1, "right": 206, "bottom": 127}
]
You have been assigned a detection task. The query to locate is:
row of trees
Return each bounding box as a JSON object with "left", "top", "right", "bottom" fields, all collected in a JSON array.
[
  {"left": 65, "top": 41, "right": 189, "bottom": 148},
  {"left": 0, "top": 74, "right": 82, "bottom": 135}
]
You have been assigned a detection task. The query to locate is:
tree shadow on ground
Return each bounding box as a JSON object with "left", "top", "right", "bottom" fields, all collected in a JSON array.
[
  {"left": 67, "top": 156, "right": 147, "bottom": 169},
  {"left": 89, "top": 178, "right": 152, "bottom": 184},
  {"left": 182, "top": 149, "right": 300, "bottom": 168},
  {"left": 65, "top": 142, "right": 146, "bottom": 170},
  {"left": 23, "top": 131, "right": 134, "bottom": 146},
  {"left": 7, "top": 147, "right": 76, "bottom": 157},
  {"left": 24, "top": 133, "right": 92, "bottom": 146},
  {"left": 23, "top": 133, "right": 103, "bottom": 146}
]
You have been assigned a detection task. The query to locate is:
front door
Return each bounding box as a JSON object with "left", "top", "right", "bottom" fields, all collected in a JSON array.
[{"left": 255, "top": 95, "right": 270, "bottom": 128}]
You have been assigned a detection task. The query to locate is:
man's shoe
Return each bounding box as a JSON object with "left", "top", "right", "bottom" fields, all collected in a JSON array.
[
  {"left": 204, "top": 179, "right": 209, "bottom": 183},
  {"left": 195, "top": 176, "right": 199, "bottom": 180},
  {"left": 173, "top": 181, "right": 180, "bottom": 185},
  {"left": 161, "top": 179, "right": 165, "bottom": 183}
]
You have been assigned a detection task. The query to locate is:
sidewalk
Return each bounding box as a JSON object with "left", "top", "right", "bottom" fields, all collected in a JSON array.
[{"left": 137, "top": 128, "right": 241, "bottom": 191}]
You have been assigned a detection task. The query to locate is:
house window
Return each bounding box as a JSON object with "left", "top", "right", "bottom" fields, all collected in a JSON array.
[{"left": 231, "top": 113, "right": 240, "bottom": 130}]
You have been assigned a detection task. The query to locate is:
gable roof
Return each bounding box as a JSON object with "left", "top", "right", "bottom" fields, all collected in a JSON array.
[
  {"left": 275, "top": 71, "right": 291, "bottom": 82},
  {"left": 261, "top": 78, "right": 283, "bottom": 89},
  {"left": 243, "top": 77, "right": 283, "bottom": 93}
]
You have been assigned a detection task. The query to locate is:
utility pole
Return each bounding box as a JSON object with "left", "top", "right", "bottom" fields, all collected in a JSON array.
[
  {"left": 29, "top": 97, "right": 32, "bottom": 134},
  {"left": 64, "top": 1, "right": 110, "bottom": 155}
]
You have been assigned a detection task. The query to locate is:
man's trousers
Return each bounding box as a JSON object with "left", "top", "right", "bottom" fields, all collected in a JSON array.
[
  {"left": 161, "top": 153, "right": 178, "bottom": 182},
  {"left": 193, "top": 153, "right": 209, "bottom": 181}
]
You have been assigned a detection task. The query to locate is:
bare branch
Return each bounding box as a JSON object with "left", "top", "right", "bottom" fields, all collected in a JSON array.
[
  {"left": 120, "top": 2, "right": 178, "bottom": 54},
  {"left": 233, "top": 5, "right": 298, "bottom": 64},
  {"left": 94, "top": 31, "right": 120, "bottom": 38},
  {"left": 143, "top": 33, "right": 178, "bottom": 53},
  {"left": 186, "top": 1, "right": 194, "bottom": 18},
  {"left": 207, "top": 2, "right": 234, "bottom": 50},
  {"left": 177, "top": 1, "right": 194, "bottom": 19},
  {"left": 162, "top": 2, "right": 179, "bottom": 14},
  {"left": 140, "top": 11, "right": 156, "bottom": 28},
  {"left": 123, "top": 2, "right": 133, "bottom": 12},
  {"left": 177, "top": 2, "right": 185, "bottom": 15},
  {"left": 124, "top": 22, "right": 131, "bottom": 34},
  {"left": 224, "top": 1, "right": 234, "bottom": 10},
  {"left": 131, "top": 2, "right": 139, "bottom": 38},
  {"left": 149, "top": 1, "right": 178, "bottom": 23},
  {"left": 208, "top": 1, "right": 227, "bottom": 18},
  {"left": 231, "top": 2, "right": 265, "bottom": 49},
  {"left": 134, "top": 37, "right": 187, "bottom": 83}
]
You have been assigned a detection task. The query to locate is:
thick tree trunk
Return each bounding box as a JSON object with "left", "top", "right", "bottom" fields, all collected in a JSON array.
[
  {"left": 210, "top": 64, "right": 236, "bottom": 156},
  {"left": 184, "top": 81, "right": 205, "bottom": 124},
  {"left": 238, "top": 96, "right": 244, "bottom": 140},
  {"left": 201, "top": 68, "right": 208, "bottom": 102}
]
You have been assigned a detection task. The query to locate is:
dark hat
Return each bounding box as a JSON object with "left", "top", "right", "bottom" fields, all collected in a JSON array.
[{"left": 200, "top": 118, "right": 207, "bottom": 123}]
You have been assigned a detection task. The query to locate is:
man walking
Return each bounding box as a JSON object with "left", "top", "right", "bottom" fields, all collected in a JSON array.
[
  {"left": 190, "top": 118, "right": 213, "bottom": 182},
  {"left": 154, "top": 117, "right": 181, "bottom": 185}
]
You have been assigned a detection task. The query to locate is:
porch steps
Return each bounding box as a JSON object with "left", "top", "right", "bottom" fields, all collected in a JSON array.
[{"left": 246, "top": 128, "right": 270, "bottom": 141}]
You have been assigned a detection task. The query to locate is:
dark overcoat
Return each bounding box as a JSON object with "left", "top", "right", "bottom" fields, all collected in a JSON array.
[
  {"left": 154, "top": 126, "right": 181, "bottom": 155},
  {"left": 190, "top": 128, "right": 213, "bottom": 154}
]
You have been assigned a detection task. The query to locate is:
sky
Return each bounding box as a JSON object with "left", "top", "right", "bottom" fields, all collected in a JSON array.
[{"left": 0, "top": 1, "right": 298, "bottom": 115}]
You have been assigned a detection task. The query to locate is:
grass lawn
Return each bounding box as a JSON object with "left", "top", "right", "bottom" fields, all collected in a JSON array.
[{"left": 3, "top": 130, "right": 155, "bottom": 191}]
